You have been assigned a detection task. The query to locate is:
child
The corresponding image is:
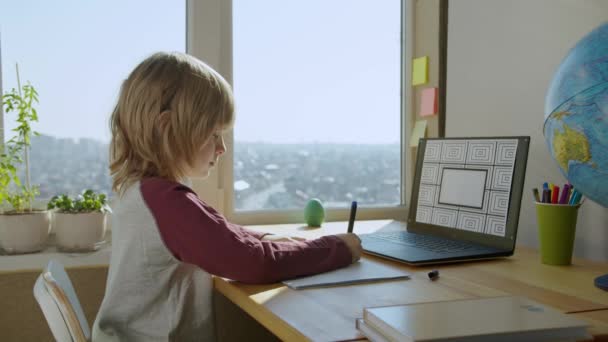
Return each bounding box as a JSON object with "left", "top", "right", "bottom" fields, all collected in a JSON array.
[{"left": 92, "top": 52, "right": 362, "bottom": 342}]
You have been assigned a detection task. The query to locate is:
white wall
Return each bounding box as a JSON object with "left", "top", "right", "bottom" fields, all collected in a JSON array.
[{"left": 445, "top": 0, "right": 608, "bottom": 261}]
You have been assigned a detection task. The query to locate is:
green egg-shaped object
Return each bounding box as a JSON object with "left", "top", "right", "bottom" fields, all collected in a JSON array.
[{"left": 304, "top": 198, "right": 325, "bottom": 227}]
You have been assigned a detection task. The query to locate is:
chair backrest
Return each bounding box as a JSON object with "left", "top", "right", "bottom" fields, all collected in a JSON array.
[{"left": 33, "top": 260, "right": 91, "bottom": 342}]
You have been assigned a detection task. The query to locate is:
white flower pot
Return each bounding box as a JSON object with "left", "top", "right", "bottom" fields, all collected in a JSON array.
[
  {"left": 53, "top": 212, "right": 107, "bottom": 252},
  {"left": 0, "top": 211, "right": 51, "bottom": 254}
]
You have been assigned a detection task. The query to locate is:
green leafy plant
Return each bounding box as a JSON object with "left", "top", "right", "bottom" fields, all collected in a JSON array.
[
  {"left": 47, "top": 189, "right": 111, "bottom": 213},
  {"left": 0, "top": 65, "right": 41, "bottom": 213}
]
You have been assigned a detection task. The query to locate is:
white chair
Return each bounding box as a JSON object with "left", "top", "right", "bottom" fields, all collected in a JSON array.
[{"left": 34, "top": 260, "right": 91, "bottom": 342}]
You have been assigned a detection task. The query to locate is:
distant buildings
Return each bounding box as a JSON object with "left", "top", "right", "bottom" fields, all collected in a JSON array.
[
  {"left": 233, "top": 142, "right": 401, "bottom": 210},
  {"left": 24, "top": 135, "right": 401, "bottom": 210},
  {"left": 27, "top": 135, "right": 111, "bottom": 198}
]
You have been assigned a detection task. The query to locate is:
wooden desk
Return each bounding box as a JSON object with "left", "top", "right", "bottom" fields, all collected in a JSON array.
[{"left": 214, "top": 220, "right": 608, "bottom": 341}]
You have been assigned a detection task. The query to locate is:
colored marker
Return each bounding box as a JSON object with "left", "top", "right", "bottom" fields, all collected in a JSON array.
[
  {"left": 569, "top": 186, "right": 575, "bottom": 202},
  {"left": 568, "top": 188, "right": 574, "bottom": 204},
  {"left": 571, "top": 191, "right": 582, "bottom": 205},
  {"left": 542, "top": 189, "right": 550, "bottom": 203},
  {"left": 559, "top": 184, "right": 571, "bottom": 204},
  {"left": 532, "top": 188, "right": 541, "bottom": 202},
  {"left": 551, "top": 185, "right": 559, "bottom": 204},
  {"left": 568, "top": 189, "right": 579, "bottom": 205}
]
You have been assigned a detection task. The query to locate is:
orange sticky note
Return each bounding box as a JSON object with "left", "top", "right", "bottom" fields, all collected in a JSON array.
[
  {"left": 420, "top": 87, "right": 438, "bottom": 117},
  {"left": 412, "top": 56, "right": 428, "bottom": 86}
]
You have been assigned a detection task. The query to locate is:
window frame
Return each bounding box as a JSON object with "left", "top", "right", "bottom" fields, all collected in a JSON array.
[
  {"left": 0, "top": 4, "right": 188, "bottom": 206},
  {"left": 188, "top": 0, "right": 414, "bottom": 225},
  {"left": 0, "top": 34, "right": 5, "bottom": 148},
  {"left": 1, "top": 1, "right": 411, "bottom": 223}
]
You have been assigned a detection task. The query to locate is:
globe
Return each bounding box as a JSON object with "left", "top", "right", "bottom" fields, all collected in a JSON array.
[{"left": 544, "top": 22, "right": 608, "bottom": 208}]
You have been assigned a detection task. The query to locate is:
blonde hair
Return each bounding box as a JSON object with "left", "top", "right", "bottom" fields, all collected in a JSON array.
[{"left": 109, "top": 52, "right": 234, "bottom": 194}]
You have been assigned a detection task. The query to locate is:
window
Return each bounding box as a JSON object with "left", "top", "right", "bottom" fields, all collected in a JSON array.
[
  {"left": 0, "top": 1, "right": 185, "bottom": 199},
  {"left": 231, "top": 1, "right": 403, "bottom": 214}
]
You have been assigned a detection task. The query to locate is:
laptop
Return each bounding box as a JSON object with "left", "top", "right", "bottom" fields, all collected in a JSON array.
[{"left": 360, "top": 136, "right": 530, "bottom": 265}]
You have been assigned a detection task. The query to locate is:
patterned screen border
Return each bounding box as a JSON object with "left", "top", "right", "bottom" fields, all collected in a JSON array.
[{"left": 415, "top": 139, "right": 518, "bottom": 237}]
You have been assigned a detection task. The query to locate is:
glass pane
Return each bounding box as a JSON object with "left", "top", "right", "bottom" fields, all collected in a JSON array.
[
  {"left": 233, "top": 1, "right": 401, "bottom": 210},
  {"left": 1, "top": 1, "right": 185, "bottom": 199}
]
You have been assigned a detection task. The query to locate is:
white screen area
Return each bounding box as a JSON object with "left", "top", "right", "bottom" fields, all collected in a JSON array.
[{"left": 439, "top": 169, "right": 487, "bottom": 208}]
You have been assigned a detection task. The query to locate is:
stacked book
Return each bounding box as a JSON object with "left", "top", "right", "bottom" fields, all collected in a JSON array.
[{"left": 356, "top": 296, "right": 590, "bottom": 342}]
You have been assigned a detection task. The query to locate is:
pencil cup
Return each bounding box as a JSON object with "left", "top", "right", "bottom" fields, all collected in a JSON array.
[{"left": 535, "top": 203, "right": 581, "bottom": 265}]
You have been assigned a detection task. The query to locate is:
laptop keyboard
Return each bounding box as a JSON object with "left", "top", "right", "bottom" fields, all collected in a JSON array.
[{"left": 366, "top": 232, "right": 477, "bottom": 253}]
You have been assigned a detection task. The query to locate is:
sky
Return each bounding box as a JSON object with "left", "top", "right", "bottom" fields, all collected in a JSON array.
[{"left": 1, "top": 0, "right": 400, "bottom": 144}]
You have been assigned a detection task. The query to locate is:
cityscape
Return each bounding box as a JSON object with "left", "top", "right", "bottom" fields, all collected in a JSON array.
[
  {"left": 17, "top": 135, "right": 401, "bottom": 210},
  {"left": 233, "top": 142, "right": 401, "bottom": 210}
]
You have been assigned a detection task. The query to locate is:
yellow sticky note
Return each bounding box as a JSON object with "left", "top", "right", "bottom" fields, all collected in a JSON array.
[
  {"left": 412, "top": 56, "right": 429, "bottom": 86},
  {"left": 409, "top": 120, "right": 427, "bottom": 147}
]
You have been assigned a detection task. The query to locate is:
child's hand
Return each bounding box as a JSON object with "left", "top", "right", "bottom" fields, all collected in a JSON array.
[
  {"left": 261, "top": 234, "right": 308, "bottom": 243},
  {"left": 334, "top": 233, "right": 363, "bottom": 263}
]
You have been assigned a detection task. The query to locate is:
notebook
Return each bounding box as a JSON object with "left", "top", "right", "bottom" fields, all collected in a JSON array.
[
  {"left": 360, "top": 136, "right": 530, "bottom": 265},
  {"left": 282, "top": 259, "right": 410, "bottom": 290},
  {"left": 356, "top": 318, "right": 390, "bottom": 342},
  {"left": 361, "top": 296, "right": 590, "bottom": 342}
]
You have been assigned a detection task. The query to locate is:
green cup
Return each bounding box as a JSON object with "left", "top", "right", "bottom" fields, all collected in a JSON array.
[{"left": 535, "top": 202, "right": 581, "bottom": 265}]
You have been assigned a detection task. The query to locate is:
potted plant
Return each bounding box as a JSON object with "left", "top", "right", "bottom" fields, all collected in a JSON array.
[
  {"left": 0, "top": 66, "right": 50, "bottom": 254},
  {"left": 47, "top": 189, "right": 111, "bottom": 252}
]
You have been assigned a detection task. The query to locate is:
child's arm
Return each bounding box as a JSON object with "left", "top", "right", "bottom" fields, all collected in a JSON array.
[
  {"left": 261, "top": 235, "right": 307, "bottom": 242},
  {"left": 142, "top": 178, "right": 354, "bottom": 284}
]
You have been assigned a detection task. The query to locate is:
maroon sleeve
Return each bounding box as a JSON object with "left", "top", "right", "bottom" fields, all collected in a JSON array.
[{"left": 140, "top": 178, "right": 353, "bottom": 284}]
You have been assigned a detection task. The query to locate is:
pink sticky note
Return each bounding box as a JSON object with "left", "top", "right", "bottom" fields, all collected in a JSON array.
[{"left": 420, "top": 87, "right": 438, "bottom": 117}]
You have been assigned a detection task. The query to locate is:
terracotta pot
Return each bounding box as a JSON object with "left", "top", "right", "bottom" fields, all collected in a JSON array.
[
  {"left": 52, "top": 212, "right": 107, "bottom": 252},
  {"left": 0, "top": 211, "right": 51, "bottom": 254}
]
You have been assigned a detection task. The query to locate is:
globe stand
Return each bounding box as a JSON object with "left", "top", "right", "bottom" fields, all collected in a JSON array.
[{"left": 595, "top": 274, "right": 608, "bottom": 291}]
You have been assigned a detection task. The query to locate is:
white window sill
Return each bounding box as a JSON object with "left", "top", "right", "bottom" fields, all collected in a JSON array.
[
  {"left": 0, "top": 232, "right": 111, "bottom": 273},
  {"left": 0, "top": 219, "right": 396, "bottom": 273}
]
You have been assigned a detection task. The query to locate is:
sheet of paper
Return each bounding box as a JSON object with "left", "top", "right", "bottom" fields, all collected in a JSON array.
[
  {"left": 282, "top": 259, "right": 410, "bottom": 290},
  {"left": 409, "top": 120, "right": 427, "bottom": 147},
  {"left": 420, "top": 87, "right": 438, "bottom": 117},
  {"left": 412, "top": 56, "right": 429, "bottom": 86}
]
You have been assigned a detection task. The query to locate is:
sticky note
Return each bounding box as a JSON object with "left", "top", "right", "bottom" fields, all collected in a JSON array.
[
  {"left": 412, "top": 56, "right": 428, "bottom": 86},
  {"left": 409, "top": 120, "right": 427, "bottom": 147},
  {"left": 420, "top": 87, "right": 438, "bottom": 117}
]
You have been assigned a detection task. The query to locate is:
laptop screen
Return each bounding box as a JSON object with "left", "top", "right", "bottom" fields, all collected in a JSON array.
[
  {"left": 438, "top": 168, "right": 487, "bottom": 208},
  {"left": 408, "top": 137, "right": 530, "bottom": 250}
]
